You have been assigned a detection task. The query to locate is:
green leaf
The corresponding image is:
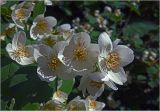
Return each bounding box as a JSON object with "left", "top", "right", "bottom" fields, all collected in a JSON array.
[
  {"left": 87, "top": 14, "right": 97, "bottom": 25},
  {"left": 32, "top": 1, "right": 45, "bottom": 19},
  {"left": 147, "top": 66, "right": 158, "bottom": 75},
  {"left": 123, "top": 21, "right": 157, "bottom": 37},
  {"left": 9, "top": 74, "right": 28, "bottom": 87},
  {"left": 60, "top": 79, "right": 75, "bottom": 94},
  {"left": 90, "top": 30, "right": 100, "bottom": 41},
  {"left": 1, "top": 63, "right": 19, "bottom": 82},
  {"left": 22, "top": 103, "right": 40, "bottom": 110},
  {"left": 107, "top": 1, "right": 127, "bottom": 8},
  {"left": 1, "top": 100, "right": 8, "bottom": 110},
  {"left": 137, "top": 75, "right": 147, "bottom": 81},
  {"left": 148, "top": 81, "right": 158, "bottom": 88}
]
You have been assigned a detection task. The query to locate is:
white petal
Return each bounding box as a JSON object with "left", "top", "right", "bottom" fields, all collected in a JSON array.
[
  {"left": 104, "top": 80, "right": 118, "bottom": 90},
  {"left": 33, "top": 14, "right": 44, "bottom": 24},
  {"left": 74, "top": 32, "right": 91, "bottom": 48},
  {"left": 10, "top": 4, "right": 16, "bottom": 10},
  {"left": 113, "top": 39, "right": 120, "bottom": 49},
  {"left": 87, "top": 84, "right": 104, "bottom": 98},
  {"left": 59, "top": 24, "right": 71, "bottom": 31},
  {"left": 59, "top": 39, "right": 74, "bottom": 66},
  {"left": 112, "top": 67, "right": 127, "bottom": 83},
  {"left": 37, "top": 56, "right": 56, "bottom": 82},
  {"left": 107, "top": 71, "right": 123, "bottom": 85},
  {"left": 37, "top": 67, "right": 56, "bottom": 82},
  {"left": 88, "top": 43, "right": 99, "bottom": 58},
  {"left": 19, "top": 56, "right": 34, "bottom": 65},
  {"left": 6, "top": 43, "right": 16, "bottom": 61},
  {"left": 56, "top": 65, "right": 76, "bottom": 80},
  {"left": 98, "top": 32, "right": 112, "bottom": 55},
  {"left": 6, "top": 43, "right": 14, "bottom": 52},
  {"left": 88, "top": 72, "right": 105, "bottom": 81},
  {"left": 78, "top": 76, "right": 88, "bottom": 97},
  {"left": 12, "top": 31, "right": 26, "bottom": 50},
  {"left": 95, "top": 101, "right": 105, "bottom": 110},
  {"left": 45, "top": 16, "right": 57, "bottom": 27},
  {"left": 115, "top": 45, "right": 134, "bottom": 66},
  {"left": 30, "top": 24, "right": 38, "bottom": 40},
  {"left": 37, "top": 44, "right": 52, "bottom": 57}
]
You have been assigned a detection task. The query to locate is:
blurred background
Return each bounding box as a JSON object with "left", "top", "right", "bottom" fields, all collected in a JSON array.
[{"left": 1, "top": 1, "right": 159, "bottom": 110}]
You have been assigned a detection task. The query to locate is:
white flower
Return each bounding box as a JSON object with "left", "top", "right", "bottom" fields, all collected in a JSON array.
[
  {"left": 34, "top": 43, "right": 75, "bottom": 82},
  {"left": 85, "top": 96, "right": 105, "bottom": 111},
  {"left": 30, "top": 14, "right": 57, "bottom": 40},
  {"left": 52, "top": 90, "right": 68, "bottom": 104},
  {"left": 40, "top": 90, "right": 68, "bottom": 110},
  {"left": 67, "top": 96, "right": 86, "bottom": 110},
  {"left": 58, "top": 32, "right": 99, "bottom": 73},
  {"left": 57, "top": 24, "right": 74, "bottom": 42},
  {"left": 98, "top": 32, "right": 134, "bottom": 88},
  {"left": 6, "top": 31, "right": 35, "bottom": 65},
  {"left": 11, "top": 2, "right": 34, "bottom": 29},
  {"left": 0, "top": 23, "right": 16, "bottom": 41},
  {"left": 40, "top": 100, "right": 65, "bottom": 110},
  {"left": 78, "top": 72, "right": 105, "bottom": 98},
  {"left": 38, "top": 34, "right": 58, "bottom": 47}
]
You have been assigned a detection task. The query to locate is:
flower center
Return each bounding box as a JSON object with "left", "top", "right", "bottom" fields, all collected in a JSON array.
[
  {"left": 73, "top": 39, "right": 87, "bottom": 61},
  {"left": 43, "top": 37, "right": 56, "bottom": 47},
  {"left": 36, "top": 20, "right": 48, "bottom": 33},
  {"left": 69, "top": 104, "right": 79, "bottom": 111},
  {"left": 15, "top": 45, "right": 29, "bottom": 57},
  {"left": 55, "top": 90, "right": 61, "bottom": 97},
  {"left": 15, "top": 8, "right": 26, "bottom": 20},
  {"left": 89, "top": 80, "right": 104, "bottom": 88},
  {"left": 89, "top": 99, "right": 97, "bottom": 109},
  {"left": 48, "top": 56, "right": 61, "bottom": 70},
  {"left": 105, "top": 52, "right": 120, "bottom": 71},
  {"left": 42, "top": 101, "right": 62, "bottom": 110}
]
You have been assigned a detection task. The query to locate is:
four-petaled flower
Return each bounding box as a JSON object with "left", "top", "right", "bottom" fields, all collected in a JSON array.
[
  {"left": 6, "top": 31, "right": 34, "bottom": 65},
  {"left": 98, "top": 32, "right": 134, "bottom": 89}
]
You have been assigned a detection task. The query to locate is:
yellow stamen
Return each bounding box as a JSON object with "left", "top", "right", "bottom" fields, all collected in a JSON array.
[
  {"left": 73, "top": 39, "right": 87, "bottom": 61},
  {"left": 69, "top": 104, "right": 78, "bottom": 111},
  {"left": 48, "top": 56, "right": 61, "bottom": 70},
  {"left": 15, "top": 8, "right": 26, "bottom": 20},
  {"left": 55, "top": 90, "right": 61, "bottom": 97},
  {"left": 105, "top": 52, "right": 120, "bottom": 70},
  {"left": 89, "top": 80, "right": 104, "bottom": 88},
  {"left": 89, "top": 99, "right": 97, "bottom": 109},
  {"left": 35, "top": 20, "right": 48, "bottom": 33},
  {"left": 15, "top": 45, "right": 29, "bottom": 57},
  {"left": 43, "top": 37, "right": 56, "bottom": 47}
]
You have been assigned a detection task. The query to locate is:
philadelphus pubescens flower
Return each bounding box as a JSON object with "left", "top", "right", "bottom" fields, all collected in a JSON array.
[
  {"left": 34, "top": 43, "right": 75, "bottom": 82},
  {"left": 78, "top": 72, "right": 105, "bottom": 98},
  {"left": 98, "top": 32, "right": 134, "bottom": 89},
  {"left": 30, "top": 14, "right": 57, "bottom": 40},
  {"left": 57, "top": 24, "right": 74, "bottom": 42},
  {"left": 58, "top": 32, "right": 99, "bottom": 73},
  {"left": 6, "top": 31, "right": 35, "bottom": 65},
  {"left": 11, "top": 1, "right": 34, "bottom": 29},
  {"left": 85, "top": 96, "right": 105, "bottom": 111},
  {"left": 38, "top": 24, "right": 74, "bottom": 48},
  {"left": 67, "top": 96, "right": 86, "bottom": 110},
  {"left": 4, "top": 0, "right": 135, "bottom": 109},
  {"left": 40, "top": 90, "right": 68, "bottom": 110}
]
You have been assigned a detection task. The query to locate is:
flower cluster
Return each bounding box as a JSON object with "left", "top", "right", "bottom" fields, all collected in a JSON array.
[{"left": 5, "top": 1, "right": 134, "bottom": 110}]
